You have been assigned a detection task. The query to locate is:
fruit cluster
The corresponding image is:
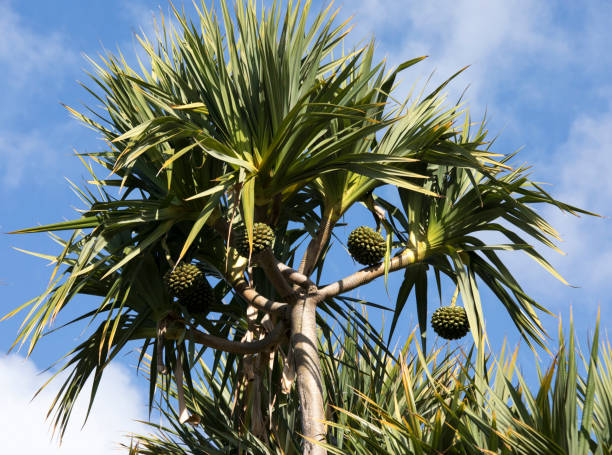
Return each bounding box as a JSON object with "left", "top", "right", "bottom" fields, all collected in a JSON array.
[
  {"left": 347, "top": 226, "right": 386, "bottom": 265},
  {"left": 164, "top": 263, "right": 214, "bottom": 314},
  {"left": 431, "top": 306, "right": 470, "bottom": 340},
  {"left": 236, "top": 222, "right": 275, "bottom": 257}
]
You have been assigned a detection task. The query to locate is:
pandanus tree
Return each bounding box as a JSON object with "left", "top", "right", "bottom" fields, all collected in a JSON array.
[{"left": 5, "top": 1, "right": 593, "bottom": 454}]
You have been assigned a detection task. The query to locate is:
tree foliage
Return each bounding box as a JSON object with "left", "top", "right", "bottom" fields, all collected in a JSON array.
[
  {"left": 4, "top": 1, "right": 594, "bottom": 453},
  {"left": 126, "top": 315, "right": 612, "bottom": 455}
]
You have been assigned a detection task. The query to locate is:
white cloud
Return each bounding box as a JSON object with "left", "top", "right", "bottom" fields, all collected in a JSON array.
[
  {"left": 118, "top": 1, "right": 178, "bottom": 71},
  {"left": 0, "top": 2, "right": 81, "bottom": 189},
  {"left": 539, "top": 103, "right": 612, "bottom": 289},
  {"left": 343, "top": 0, "right": 568, "bottom": 113},
  {"left": 121, "top": 1, "right": 159, "bottom": 34},
  {"left": 0, "top": 131, "right": 54, "bottom": 189},
  {"left": 0, "top": 122, "right": 82, "bottom": 189},
  {"left": 0, "top": 1, "right": 76, "bottom": 89},
  {"left": 338, "top": 0, "right": 611, "bottom": 144},
  {"left": 0, "top": 354, "right": 148, "bottom": 454},
  {"left": 492, "top": 100, "right": 612, "bottom": 308}
]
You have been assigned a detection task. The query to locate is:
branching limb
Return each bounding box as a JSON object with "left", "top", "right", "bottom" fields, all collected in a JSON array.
[
  {"left": 319, "top": 246, "right": 427, "bottom": 300},
  {"left": 298, "top": 213, "right": 335, "bottom": 277},
  {"left": 215, "top": 217, "right": 313, "bottom": 291},
  {"left": 365, "top": 193, "right": 387, "bottom": 229},
  {"left": 255, "top": 249, "right": 296, "bottom": 298},
  {"left": 270, "top": 257, "right": 315, "bottom": 289},
  {"left": 233, "top": 279, "right": 289, "bottom": 313},
  {"left": 185, "top": 321, "right": 287, "bottom": 355},
  {"left": 134, "top": 321, "right": 287, "bottom": 355}
]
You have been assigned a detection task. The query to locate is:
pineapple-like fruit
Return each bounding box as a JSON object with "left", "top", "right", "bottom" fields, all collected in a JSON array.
[
  {"left": 164, "top": 263, "right": 206, "bottom": 299},
  {"left": 347, "top": 226, "right": 386, "bottom": 265},
  {"left": 431, "top": 306, "right": 469, "bottom": 340},
  {"left": 181, "top": 277, "right": 214, "bottom": 315},
  {"left": 164, "top": 263, "right": 214, "bottom": 314},
  {"left": 236, "top": 222, "right": 275, "bottom": 257}
]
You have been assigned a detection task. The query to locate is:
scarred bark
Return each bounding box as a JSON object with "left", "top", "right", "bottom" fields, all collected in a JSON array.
[{"left": 291, "top": 294, "right": 327, "bottom": 455}]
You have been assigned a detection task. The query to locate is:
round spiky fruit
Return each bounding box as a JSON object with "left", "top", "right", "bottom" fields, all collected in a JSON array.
[
  {"left": 347, "top": 226, "right": 386, "bottom": 265},
  {"left": 164, "top": 263, "right": 207, "bottom": 299},
  {"left": 236, "top": 222, "right": 275, "bottom": 257},
  {"left": 431, "top": 306, "right": 470, "bottom": 340},
  {"left": 180, "top": 277, "right": 215, "bottom": 315}
]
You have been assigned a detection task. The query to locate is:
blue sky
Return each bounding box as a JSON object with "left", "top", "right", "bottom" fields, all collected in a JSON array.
[{"left": 0, "top": 0, "right": 611, "bottom": 451}]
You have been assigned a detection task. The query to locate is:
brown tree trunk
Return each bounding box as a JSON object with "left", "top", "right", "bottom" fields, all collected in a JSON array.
[{"left": 291, "top": 295, "right": 326, "bottom": 455}]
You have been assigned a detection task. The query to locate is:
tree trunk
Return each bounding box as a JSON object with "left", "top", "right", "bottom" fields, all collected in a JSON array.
[{"left": 291, "top": 296, "right": 326, "bottom": 455}]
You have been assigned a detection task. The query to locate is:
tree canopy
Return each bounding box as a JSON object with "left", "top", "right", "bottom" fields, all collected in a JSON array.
[{"left": 4, "top": 1, "right": 594, "bottom": 454}]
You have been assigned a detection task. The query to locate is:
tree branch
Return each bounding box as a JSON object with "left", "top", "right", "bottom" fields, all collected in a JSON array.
[
  {"left": 298, "top": 213, "right": 335, "bottom": 277},
  {"left": 270, "top": 257, "right": 315, "bottom": 289},
  {"left": 130, "top": 321, "right": 287, "bottom": 355},
  {"left": 255, "top": 249, "right": 296, "bottom": 298},
  {"left": 233, "top": 279, "right": 289, "bottom": 314},
  {"left": 186, "top": 321, "right": 287, "bottom": 355},
  {"left": 319, "top": 246, "right": 426, "bottom": 300},
  {"left": 215, "top": 217, "right": 313, "bottom": 291}
]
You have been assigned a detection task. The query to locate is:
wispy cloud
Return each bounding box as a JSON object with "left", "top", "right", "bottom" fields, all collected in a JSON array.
[
  {"left": 120, "top": 1, "right": 159, "bottom": 34},
  {"left": 118, "top": 1, "right": 180, "bottom": 70},
  {"left": 344, "top": 0, "right": 567, "bottom": 112},
  {"left": 0, "top": 1, "right": 77, "bottom": 90},
  {"left": 0, "top": 2, "right": 82, "bottom": 189},
  {"left": 539, "top": 101, "right": 612, "bottom": 290},
  {"left": 342, "top": 0, "right": 612, "bottom": 132},
  {"left": 493, "top": 99, "right": 612, "bottom": 313},
  {"left": 0, "top": 123, "right": 74, "bottom": 190},
  {"left": 0, "top": 121, "right": 83, "bottom": 190},
  {"left": 0, "top": 354, "right": 147, "bottom": 453}
]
